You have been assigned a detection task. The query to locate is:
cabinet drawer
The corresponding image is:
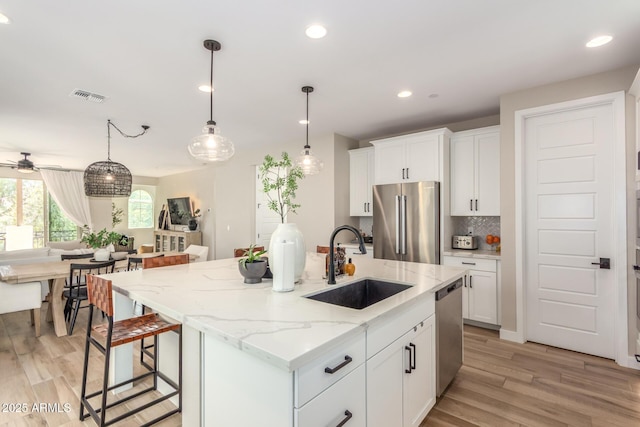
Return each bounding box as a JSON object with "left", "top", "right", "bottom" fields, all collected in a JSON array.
[
  {"left": 295, "top": 332, "right": 365, "bottom": 408},
  {"left": 443, "top": 256, "right": 496, "bottom": 272},
  {"left": 295, "top": 364, "right": 366, "bottom": 427}
]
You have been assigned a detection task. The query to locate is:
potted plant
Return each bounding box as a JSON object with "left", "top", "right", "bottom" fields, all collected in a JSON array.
[
  {"left": 259, "top": 152, "right": 306, "bottom": 283},
  {"left": 238, "top": 244, "right": 268, "bottom": 284},
  {"left": 80, "top": 203, "right": 128, "bottom": 261}
]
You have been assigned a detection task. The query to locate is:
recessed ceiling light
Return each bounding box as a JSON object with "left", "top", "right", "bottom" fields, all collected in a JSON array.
[
  {"left": 586, "top": 35, "right": 613, "bottom": 48},
  {"left": 305, "top": 24, "right": 327, "bottom": 39},
  {"left": 397, "top": 90, "right": 412, "bottom": 98},
  {"left": 299, "top": 119, "right": 309, "bottom": 125},
  {"left": 198, "top": 85, "right": 213, "bottom": 92},
  {"left": 0, "top": 12, "right": 10, "bottom": 24}
]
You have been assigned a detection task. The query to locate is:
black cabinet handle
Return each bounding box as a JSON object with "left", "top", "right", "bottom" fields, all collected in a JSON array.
[
  {"left": 470, "top": 199, "right": 473, "bottom": 211},
  {"left": 475, "top": 199, "right": 478, "bottom": 211},
  {"left": 405, "top": 346, "right": 413, "bottom": 373},
  {"left": 336, "top": 410, "right": 353, "bottom": 427},
  {"left": 325, "top": 355, "right": 353, "bottom": 374},
  {"left": 402, "top": 168, "right": 406, "bottom": 179},
  {"left": 367, "top": 202, "right": 370, "bottom": 212},
  {"left": 469, "top": 275, "right": 473, "bottom": 288},
  {"left": 406, "top": 168, "right": 409, "bottom": 179},
  {"left": 410, "top": 343, "right": 416, "bottom": 369},
  {"left": 461, "top": 262, "right": 476, "bottom": 265},
  {"left": 591, "top": 257, "right": 610, "bottom": 269}
]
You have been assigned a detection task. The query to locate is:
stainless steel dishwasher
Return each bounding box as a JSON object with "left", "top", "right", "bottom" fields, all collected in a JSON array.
[{"left": 435, "top": 278, "right": 463, "bottom": 396}]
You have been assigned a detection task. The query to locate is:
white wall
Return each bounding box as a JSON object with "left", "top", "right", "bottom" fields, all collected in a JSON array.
[{"left": 156, "top": 133, "right": 359, "bottom": 260}]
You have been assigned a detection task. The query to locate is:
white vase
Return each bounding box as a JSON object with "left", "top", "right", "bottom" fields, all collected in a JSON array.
[
  {"left": 94, "top": 248, "right": 110, "bottom": 261},
  {"left": 269, "top": 223, "right": 306, "bottom": 283}
]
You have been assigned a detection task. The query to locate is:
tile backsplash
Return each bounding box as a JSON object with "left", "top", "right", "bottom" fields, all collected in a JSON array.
[
  {"left": 359, "top": 217, "right": 374, "bottom": 238},
  {"left": 451, "top": 216, "right": 501, "bottom": 250}
]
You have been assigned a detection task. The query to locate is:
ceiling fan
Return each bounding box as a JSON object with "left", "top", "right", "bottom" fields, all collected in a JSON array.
[{"left": 0, "top": 152, "right": 65, "bottom": 173}]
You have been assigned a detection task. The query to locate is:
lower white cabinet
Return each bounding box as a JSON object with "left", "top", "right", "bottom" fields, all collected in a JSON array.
[
  {"left": 295, "top": 365, "right": 366, "bottom": 427},
  {"left": 367, "top": 315, "right": 436, "bottom": 427},
  {"left": 443, "top": 256, "right": 498, "bottom": 325}
]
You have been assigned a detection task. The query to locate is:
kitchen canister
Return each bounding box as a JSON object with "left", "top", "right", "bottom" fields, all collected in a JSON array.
[{"left": 272, "top": 240, "right": 295, "bottom": 292}]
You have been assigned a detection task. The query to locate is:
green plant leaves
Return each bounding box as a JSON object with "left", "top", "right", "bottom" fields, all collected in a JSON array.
[{"left": 258, "top": 152, "right": 304, "bottom": 223}]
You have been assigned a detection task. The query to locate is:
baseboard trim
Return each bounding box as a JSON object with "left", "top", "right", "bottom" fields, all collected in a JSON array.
[{"left": 499, "top": 328, "right": 525, "bottom": 343}]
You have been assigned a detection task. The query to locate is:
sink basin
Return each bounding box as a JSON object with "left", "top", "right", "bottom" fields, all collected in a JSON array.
[{"left": 305, "top": 279, "right": 412, "bottom": 310}]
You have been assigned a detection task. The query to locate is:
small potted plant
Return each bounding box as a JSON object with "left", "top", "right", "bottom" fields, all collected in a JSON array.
[
  {"left": 80, "top": 203, "right": 128, "bottom": 261},
  {"left": 238, "top": 244, "right": 268, "bottom": 284}
]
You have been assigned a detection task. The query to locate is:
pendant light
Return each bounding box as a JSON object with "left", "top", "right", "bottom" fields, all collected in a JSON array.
[
  {"left": 295, "top": 86, "right": 323, "bottom": 175},
  {"left": 188, "top": 39, "right": 235, "bottom": 162},
  {"left": 84, "top": 120, "right": 149, "bottom": 198}
]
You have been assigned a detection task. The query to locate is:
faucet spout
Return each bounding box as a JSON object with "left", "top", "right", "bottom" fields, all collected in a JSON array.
[{"left": 328, "top": 225, "right": 367, "bottom": 284}]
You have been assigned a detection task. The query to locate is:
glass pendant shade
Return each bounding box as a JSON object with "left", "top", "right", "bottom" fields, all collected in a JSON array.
[
  {"left": 296, "top": 146, "right": 323, "bottom": 175},
  {"left": 188, "top": 121, "right": 235, "bottom": 162},
  {"left": 295, "top": 85, "right": 322, "bottom": 175}
]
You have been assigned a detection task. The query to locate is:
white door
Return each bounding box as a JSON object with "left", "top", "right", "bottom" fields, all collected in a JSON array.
[
  {"left": 255, "top": 166, "right": 282, "bottom": 250},
  {"left": 525, "top": 102, "right": 616, "bottom": 358},
  {"left": 402, "top": 316, "right": 435, "bottom": 427},
  {"left": 367, "top": 337, "right": 403, "bottom": 427},
  {"left": 475, "top": 131, "right": 500, "bottom": 216},
  {"left": 373, "top": 140, "right": 405, "bottom": 184},
  {"left": 405, "top": 135, "right": 440, "bottom": 183},
  {"left": 349, "top": 149, "right": 370, "bottom": 216},
  {"left": 468, "top": 271, "right": 497, "bottom": 324}
]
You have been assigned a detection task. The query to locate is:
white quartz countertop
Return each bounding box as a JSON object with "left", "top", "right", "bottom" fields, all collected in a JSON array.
[
  {"left": 102, "top": 253, "right": 464, "bottom": 372},
  {"left": 443, "top": 249, "right": 501, "bottom": 260}
]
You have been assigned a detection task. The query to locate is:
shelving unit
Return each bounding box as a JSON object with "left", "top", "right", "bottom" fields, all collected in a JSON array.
[{"left": 153, "top": 230, "right": 202, "bottom": 252}]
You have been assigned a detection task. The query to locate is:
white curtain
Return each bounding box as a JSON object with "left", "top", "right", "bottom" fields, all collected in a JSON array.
[{"left": 40, "top": 170, "right": 93, "bottom": 229}]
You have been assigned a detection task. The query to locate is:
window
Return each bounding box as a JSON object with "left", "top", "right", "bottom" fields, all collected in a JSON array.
[
  {"left": 128, "top": 189, "right": 153, "bottom": 229},
  {"left": 0, "top": 177, "right": 78, "bottom": 251}
]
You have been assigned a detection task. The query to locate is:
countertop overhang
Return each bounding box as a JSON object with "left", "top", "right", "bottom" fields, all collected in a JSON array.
[{"left": 101, "top": 253, "right": 465, "bottom": 371}]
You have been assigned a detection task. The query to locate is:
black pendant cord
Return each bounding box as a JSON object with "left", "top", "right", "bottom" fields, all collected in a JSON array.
[
  {"left": 106, "top": 119, "right": 150, "bottom": 161},
  {"left": 305, "top": 89, "right": 310, "bottom": 149},
  {"left": 209, "top": 45, "right": 214, "bottom": 124}
]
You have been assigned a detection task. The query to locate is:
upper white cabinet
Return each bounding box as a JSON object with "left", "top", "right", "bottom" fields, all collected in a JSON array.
[
  {"left": 349, "top": 147, "right": 374, "bottom": 216},
  {"left": 450, "top": 126, "right": 500, "bottom": 216},
  {"left": 371, "top": 129, "right": 450, "bottom": 185}
]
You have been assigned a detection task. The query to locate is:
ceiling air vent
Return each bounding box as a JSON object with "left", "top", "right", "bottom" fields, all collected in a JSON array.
[{"left": 69, "top": 88, "right": 107, "bottom": 103}]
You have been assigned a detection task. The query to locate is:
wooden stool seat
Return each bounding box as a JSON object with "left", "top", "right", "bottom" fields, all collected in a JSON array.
[{"left": 91, "top": 313, "right": 180, "bottom": 347}]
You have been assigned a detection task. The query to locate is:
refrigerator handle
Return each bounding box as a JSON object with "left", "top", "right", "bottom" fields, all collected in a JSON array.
[
  {"left": 395, "top": 195, "right": 401, "bottom": 254},
  {"left": 401, "top": 195, "right": 407, "bottom": 255}
]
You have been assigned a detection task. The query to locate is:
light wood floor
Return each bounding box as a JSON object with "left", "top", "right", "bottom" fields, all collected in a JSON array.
[
  {"left": 422, "top": 325, "right": 640, "bottom": 427},
  {"left": 4, "top": 307, "right": 640, "bottom": 427},
  {"left": 0, "top": 303, "right": 181, "bottom": 427}
]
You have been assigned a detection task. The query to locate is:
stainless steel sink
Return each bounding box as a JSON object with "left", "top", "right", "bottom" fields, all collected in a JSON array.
[{"left": 305, "top": 279, "right": 412, "bottom": 310}]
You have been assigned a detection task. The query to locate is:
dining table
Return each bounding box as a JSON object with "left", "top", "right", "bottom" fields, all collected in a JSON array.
[{"left": 0, "top": 251, "right": 197, "bottom": 337}]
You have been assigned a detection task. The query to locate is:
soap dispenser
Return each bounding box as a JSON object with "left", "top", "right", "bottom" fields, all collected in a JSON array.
[{"left": 345, "top": 258, "right": 355, "bottom": 276}]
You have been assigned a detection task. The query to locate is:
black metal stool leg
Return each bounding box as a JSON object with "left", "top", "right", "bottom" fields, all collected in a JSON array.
[{"left": 79, "top": 306, "right": 94, "bottom": 421}]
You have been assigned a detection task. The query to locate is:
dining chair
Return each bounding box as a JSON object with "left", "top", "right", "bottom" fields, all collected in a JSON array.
[
  {"left": 0, "top": 281, "right": 43, "bottom": 337},
  {"left": 139, "top": 253, "right": 189, "bottom": 369},
  {"left": 183, "top": 244, "right": 209, "bottom": 262},
  {"left": 234, "top": 246, "right": 265, "bottom": 258},
  {"left": 63, "top": 259, "right": 115, "bottom": 335},
  {"left": 80, "top": 275, "right": 181, "bottom": 426},
  {"left": 142, "top": 253, "right": 189, "bottom": 269},
  {"left": 60, "top": 253, "right": 95, "bottom": 261},
  {"left": 128, "top": 253, "right": 164, "bottom": 271}
]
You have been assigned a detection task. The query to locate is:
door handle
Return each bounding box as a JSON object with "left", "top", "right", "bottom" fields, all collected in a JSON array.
[
  {"left": 469, "top": 275, "right": 473, "bottom": 288},
  {"left": 591, "top": 258, "right": 610, "bottom": 269},
  {"left": 402, "top": 168, "right": 406, "bottom": 179},
  {"left": 336, "top": 410, "right": 353, "bottom": 427},
  {"left": 470, "top": 199, "right": 473, "bottom": 211},
  {"left": 401, "top": 195, "right": 407, "bottom": 255},
  {"left": 409, "top": 343, "right": 416, "bottom": 369},
  {"left": 405, "top": 345, "right": 413, "bottom": 373},
  {"left": 475, "top": 199, "right": 478, "bottom": 211},
  {"left": 406, "top": 168, "right": 409, "bottom": 180},
  {"left": 395, "top": 195, "right": 400, "bottom": 254}
]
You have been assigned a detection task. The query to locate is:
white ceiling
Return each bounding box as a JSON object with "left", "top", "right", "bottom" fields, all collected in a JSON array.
[{"left": 1, "top": 0, "right": 639, "bottom": 178}]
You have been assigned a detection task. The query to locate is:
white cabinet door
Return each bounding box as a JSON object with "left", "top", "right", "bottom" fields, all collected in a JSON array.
[
  {"left": 374, "top": 140, "right": 405, "bottom": 184},
  {"left": 475, "top": 132, "right": 500, "bottom": 216},
  {"left": 349, "top": 148, "right": 373, "bottom": 216},
  {"left": 449, "top": 126, "right": 500, "bottom": 216},
  {"left": 450, "top": 135, "right": 475, "bottom": 215},
  {"left": 468, "top": 270, "right": 497, "bottom": 324},
  {"left": 405, "top": 134, "right": 440, "bottom": 183},
  {"left": 366, "top": 334, "right": 403, "bottom": 427},
  {"left": 367, "top": 316, "right": 435, "bottom": 427},
  {"left": 403, "top": 316, "right": 436, "bottom": 427}
]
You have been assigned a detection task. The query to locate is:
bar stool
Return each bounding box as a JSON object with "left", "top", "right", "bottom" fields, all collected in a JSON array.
[
  {"left": 80, "top": 275, "right": 182, "bottom": 426},
  {"left": 139, "top": 253, "right": 189, "bottom": 370}
]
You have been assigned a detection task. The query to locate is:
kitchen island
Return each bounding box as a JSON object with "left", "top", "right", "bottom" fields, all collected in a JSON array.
[{"left": 103, "top": 252, "right": 465, "bottom": 426}]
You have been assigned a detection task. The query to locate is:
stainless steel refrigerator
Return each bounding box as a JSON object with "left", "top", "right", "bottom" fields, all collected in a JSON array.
[{"left": 373, "top": 181, "right": 440, "bottom": 264}]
